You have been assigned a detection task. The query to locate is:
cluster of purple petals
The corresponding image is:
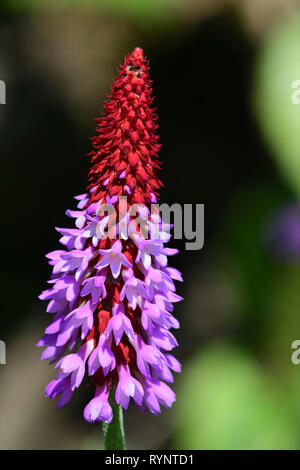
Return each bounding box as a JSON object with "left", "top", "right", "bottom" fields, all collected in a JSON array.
[{"left": 38, "top": 193, "right": 182, "bottom": 423}]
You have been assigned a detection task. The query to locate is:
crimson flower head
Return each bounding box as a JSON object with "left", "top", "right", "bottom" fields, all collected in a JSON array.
[{"left": 38, "top": 47, "right": 183, "bottom": 424}]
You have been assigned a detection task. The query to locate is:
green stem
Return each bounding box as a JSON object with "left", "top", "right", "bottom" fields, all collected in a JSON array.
[{"left": 102, "top": 389, "right": 126, "bottom": 450}]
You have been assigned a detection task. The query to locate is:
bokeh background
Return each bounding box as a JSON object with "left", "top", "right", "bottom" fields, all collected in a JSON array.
[{"left": 2, "top": 0, "right": 300, "bottom": 450}]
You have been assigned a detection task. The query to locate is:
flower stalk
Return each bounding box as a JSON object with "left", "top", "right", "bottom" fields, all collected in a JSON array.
[{"left": 102, "top": 388, "right": 126, "bottom": 450}]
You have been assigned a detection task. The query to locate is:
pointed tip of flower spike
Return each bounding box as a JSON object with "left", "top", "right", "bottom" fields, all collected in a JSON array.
[{"left": 130, "top": 47, "right": 144, "bottom": 60}]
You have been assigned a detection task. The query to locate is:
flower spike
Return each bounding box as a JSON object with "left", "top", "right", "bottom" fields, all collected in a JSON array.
[{"left": 38, "top": 47, "right": 183, "bottom": 424}]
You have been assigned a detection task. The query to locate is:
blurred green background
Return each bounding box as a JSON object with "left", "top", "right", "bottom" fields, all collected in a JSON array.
[{"left": 2, "top": 0, "right": 300, "bottom": 450}]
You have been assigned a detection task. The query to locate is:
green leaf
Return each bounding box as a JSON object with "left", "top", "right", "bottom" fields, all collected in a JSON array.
[{"left": 174, "top": 343, "right": 298, "bottom": 449}]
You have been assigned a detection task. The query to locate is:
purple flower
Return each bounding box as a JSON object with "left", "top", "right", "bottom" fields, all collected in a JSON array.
[
  {"left": 84, "top": 384, "right": 113, "bottom": 424},
  {"left": 135, "top": 239, "right": 165, "bottom": 269},
  {"left": 88, "top": 335, "right": 116, "bottom": 376},
  {"left": 82, "top": 214, "right": 110, "bottom": 247},
  {"left": 105, "top": 303, "right": 135, "bottom": 345},
  {"left": 115, "top": 364, "right": 144, "bottom": 409},
  {"left": 96, "top": 239, "right": 132, "bottom": 279},
  {"left": 80, "top": 269, "right": 107, "bottom": 304},
  {"left": 120, "top": 268, "right": 149, "bottom": 310}
]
